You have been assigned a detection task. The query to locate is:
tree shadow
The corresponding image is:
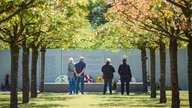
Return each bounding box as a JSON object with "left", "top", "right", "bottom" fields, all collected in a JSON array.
[
  {"left": 0, "top": 105, "right": 9, "bottom": 108},
  {"left": 30, "top": 103, "right": 68, "bottom": 108},
  {"left": 18, "top": 102, "right": 69, "bottom": 108},
  {"left": 39, "top": 96, "right": 73, "bottom": 101}
]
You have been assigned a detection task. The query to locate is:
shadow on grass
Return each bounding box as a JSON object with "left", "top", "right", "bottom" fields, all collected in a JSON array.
[
  {"left": 0, "top": 98, "right": 10, "bottom": 101},
  {"left": 0, "top": 105, "right": 9, "bottom": 108},
  {"left": 18, "top": 102, "right": 69, "bottom": 108},
  {"left": 92, "top": 102, "right": 168, "bottom": 107},
  {"left": 180, "top": 98, "right": 190, "bottom": 101},
  {"left": 38, "top": 96, "right": 73, "bottom": 101},
  {"left": 93, "top": 102, "right": 128, "bottom": 107},
  {"left": 0, "top": 102, "right": 69, "bottom": 108},
  {"left": 93, "top": 93, "right": 170, "bottom": 108}
]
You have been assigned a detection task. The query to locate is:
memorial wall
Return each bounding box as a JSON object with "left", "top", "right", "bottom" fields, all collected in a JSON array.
[{"left": 0, "top": 48, "right": 188, "bottom": 90}]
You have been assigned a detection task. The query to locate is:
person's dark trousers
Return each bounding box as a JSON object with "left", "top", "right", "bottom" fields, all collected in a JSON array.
[
  {"left": 103, "top": 78, "right": 112, "bottom": 94},
  {"left": 75, "top": 75, "right": 84, "bottom": 94},
  {"left": 120, "top": 78, "right": 130, "bottom": 95}
]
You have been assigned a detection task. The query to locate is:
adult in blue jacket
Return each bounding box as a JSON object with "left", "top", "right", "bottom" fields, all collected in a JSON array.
[{"left": 74, "top": 56, "right": 86, "bottom": 95}]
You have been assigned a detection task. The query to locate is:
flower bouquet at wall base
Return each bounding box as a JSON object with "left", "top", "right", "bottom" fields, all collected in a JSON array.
[
  {"left": 84, "top": 74, "right": 93, "bottom": 83},
  {"left": 55, "top": 75, "right": 69, "bottom": 83},
  {"left": 96, "top": 75, "right": 104, "bottom": 83}
]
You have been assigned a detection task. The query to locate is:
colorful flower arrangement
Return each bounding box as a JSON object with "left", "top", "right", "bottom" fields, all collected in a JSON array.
[
  {"left": 84, "top": 74, "right": 93, "bottom": 83},
  {"left": 96, "top": 75, "right": 104, "bottom": 83},
  {"left": 55, "top": 75, "right": 69, "bottom": 83},
  {"left": 54, "top": 74, "right": 93, "bottom": 83}
]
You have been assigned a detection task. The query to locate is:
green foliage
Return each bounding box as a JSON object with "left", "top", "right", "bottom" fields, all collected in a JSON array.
[
  {"left": 91, "top": 21, "right": 133, "bottom": 49},
  {"left": 104, "top": 0, "right": 190, "bottom": 49},
  {"left": 87, "top": 0, "right": 112, "bottom": 28},
  {"left": 91, "top": 18, "right": 163, "bottom": 50},
  {"left": 0, "top": 41, "right": 9, "bottom": 49},
  {"left": 0, "top": 0, "right": 95, "bottom": 49},
  {"left": 0, "top": 0, "right": 45, "bottom": 24},
  {"left": 41, "top": 0, "right": 93, "bottom": 49}
]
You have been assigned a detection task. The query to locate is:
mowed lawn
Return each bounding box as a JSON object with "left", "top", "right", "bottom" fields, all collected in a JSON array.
[{"left": 0, "top": 91, "right": 189, "bottom": 108}]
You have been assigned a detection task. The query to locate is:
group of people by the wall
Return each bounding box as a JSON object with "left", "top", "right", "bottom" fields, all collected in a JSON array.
[{"left": 67, "top": 56, "right": 132, "bottom": 95}]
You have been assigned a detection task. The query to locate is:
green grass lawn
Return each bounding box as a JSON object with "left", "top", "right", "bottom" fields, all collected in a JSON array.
[{"left": 0, "top": 91, "right": 189, "bottom": 108}]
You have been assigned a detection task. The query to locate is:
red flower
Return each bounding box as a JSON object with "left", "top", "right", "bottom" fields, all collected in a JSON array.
[{"left": 84, "top": 74, "right": 93, "bottom": 83}]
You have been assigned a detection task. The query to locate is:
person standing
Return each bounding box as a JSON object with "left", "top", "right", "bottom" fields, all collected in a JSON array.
[
  {"left": 74, "top": 56, "right": 86, "bottom": 94},
  {"left": 67, "top": 57, "right": 76, "bottom": 94},
  {"left": 102, "top": 58, "right": 115, "bottom": 95},
  {"left": 118, "top": 58, "right": 132, "bottom": 95}
]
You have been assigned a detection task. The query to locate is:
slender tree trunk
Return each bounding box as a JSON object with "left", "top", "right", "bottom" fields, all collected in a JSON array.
[
  {"left": 22, "top": 45, "right": 30, "bottom": 103},
  {"left": 169, "top": 38, "right": 180, "bottom": 108},
  {"left": 40, "top": 46, "right": 46, "bottom": 92},
  {"left": 187, "top": 11, "right": 192, "bottom": 108},
  {"left": 159, "top": 41, "right": 166, "bottom": 103},
  {"left": 188, "top": 42, "right": 192, "bottom": 108},
  {"left": 141, "top": 47, "right": 148, "bottom": 92},
  {"left": 31, "top": 47, "right": 38, "bottom": 98},
  {"left": 10, "top": 45, "right": 19, "bottom": 108},
  {"left": 184, "top": 29, "right": 192, "bottom": 108},
  {"left": 150, "top": 47, "right": 156, "bottom": 98}
]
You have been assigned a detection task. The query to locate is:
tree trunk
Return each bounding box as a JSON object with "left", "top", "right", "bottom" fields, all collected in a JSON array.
[
  {"left": 150, "top": 47, "right": 156, "bottom": 98},
  {"left": 184, "top": 28, "right": 192, "bottom": 108},
  {"left": 141, "top": 47, "right": 148, "bottom": 92},
  {"left": 188, "top": 42, "right": 192, "bottom": 108},
  {"left": 22, "top": 45, "right": 30, "bottom": 103},
  {"left": 159, "top": 41, "right": 166, "bottom": 103},
  {"left": 40, "top": 46, "right": 46, "bottom": 92},
  {"left": 169, "top": 38, "right": 180, "bottom": 108},
  {"left": 10, "top": 45, "right": 19, "bottom": 108},
  {"left": 31, "top": 47, "right": 38, "bottom": 98}
]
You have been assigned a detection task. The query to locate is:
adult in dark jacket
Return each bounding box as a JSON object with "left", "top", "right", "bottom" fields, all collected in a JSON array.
[
  {"left": 118, "top": 58, "right": 132, "bottom": 95},
  {"left": 102, "top": 58, "right": 115, "bottom": 95}
]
